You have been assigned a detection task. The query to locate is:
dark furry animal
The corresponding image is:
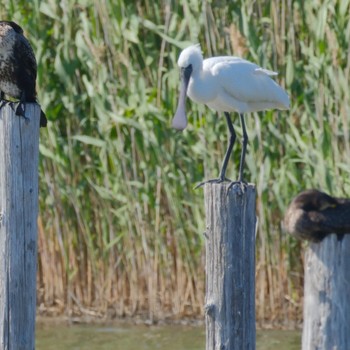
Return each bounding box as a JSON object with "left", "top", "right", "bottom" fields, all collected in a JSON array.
[
  {"left": 0, "top": 20, "right": 47, "bottom": 127},
  {"left": 284, "top": 189, "right": 350, "bottom": 242}
]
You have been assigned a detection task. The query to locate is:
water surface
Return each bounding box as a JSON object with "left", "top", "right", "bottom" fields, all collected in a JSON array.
[{"left": 36, "top": 323, "right": 300, "bottom": 349}]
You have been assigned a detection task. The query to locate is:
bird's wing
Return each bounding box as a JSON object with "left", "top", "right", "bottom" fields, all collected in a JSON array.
[
  {"left": 207, "top": 58, "right": 286, "bottom": 105},
  {"left": 14, "top": 32, "right": 38, "bottom": 100},
  {"left": 254, "top": 67, "right": 278, "bottom": 76},
  {"left": 18, "top": 34, "right": 37, "bottom": 79},
  {"left": 203, "top": 56, "right": 248, "bottom": 71}
]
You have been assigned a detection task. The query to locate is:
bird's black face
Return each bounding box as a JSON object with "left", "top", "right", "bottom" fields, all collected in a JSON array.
[
  {"left": 179, "top": 64, "right": 193, "bottom": 100},
  {"left": 181, "top": 64, "right": 193, "bottom": 83}
]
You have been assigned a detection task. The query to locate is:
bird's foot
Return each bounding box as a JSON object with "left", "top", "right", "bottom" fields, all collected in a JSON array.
[
  {"left": 7, "top": 101, "right": 30, "bottom": 123},
  {"left": 194, "top": 177, "right": 231, "bottom": 189},
  {"left": 0, "top": 99, "right": 8, "bottom": 111},
  {"left": 15, "top": 102, "right": 29, "bottom": 122},
  {"left": 227, "top": 180, "right": 248, "bottom": 194},
  {"left": 0, "top": 100, "right": 30, "bottom": 124}
]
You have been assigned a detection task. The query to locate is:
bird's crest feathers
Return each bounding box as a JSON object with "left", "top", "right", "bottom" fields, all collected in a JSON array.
[{"left": 177, "top": 44, "right": 203, "bottom": 70}]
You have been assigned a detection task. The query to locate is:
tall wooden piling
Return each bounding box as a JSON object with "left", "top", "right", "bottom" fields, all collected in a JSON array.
[
  {"left": 0, "top": 104, "right": 41, "bottom": 350},
  {"left": 302, "top": 235, "right": 350, "bottom": 350},
  {"left": 204, "top": 183, "right": 256, "bottom": 350}
]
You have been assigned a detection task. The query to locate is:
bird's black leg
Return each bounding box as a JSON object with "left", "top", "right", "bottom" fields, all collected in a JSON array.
[
  {"left": 195, "top": 112, "right": 236, "bottom": 189},
  {"left": 237, "top": 113, "right": 248, "bottom": 182},
  {"left": 227, "top": 113, "right": 248, "bottom": 192},
  {"left": 218, "top": 112, "right": 236, "bottom": 181}
]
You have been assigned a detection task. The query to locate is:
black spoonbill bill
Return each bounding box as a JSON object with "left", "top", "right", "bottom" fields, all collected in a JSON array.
[{"left": 172, "top": 44, "right": 289, "bottom": 187}]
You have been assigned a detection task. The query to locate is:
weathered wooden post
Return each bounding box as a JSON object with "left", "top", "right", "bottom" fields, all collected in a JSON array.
[
  {"left": 204, "top": 183, "right": 256, "bottom": 350},
  {"left": 0, "top": 104, "right": 41, "bottom": 350},
  {"left": 302, "top": 235, "right": 350, "bottom": 350},
  {"left": 283, "top": 189, "right": 350, "bottom": 350}
]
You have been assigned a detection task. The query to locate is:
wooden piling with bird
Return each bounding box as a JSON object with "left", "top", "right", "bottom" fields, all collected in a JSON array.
[
  {"left": 284, "top": 189, "right": 350, "bottom": 350},
  {"left": 0, "top": 104, "right": 41, "bottom": 349},
  {"left": 204, "top": 183, "right": 256, "bottom": 350},
  {"left": 172, "top": 44, "right": 288, "bottom": 350}
]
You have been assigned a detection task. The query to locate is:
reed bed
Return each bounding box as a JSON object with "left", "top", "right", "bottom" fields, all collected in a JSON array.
[{"left": 2, "top": 0, "right": 350, "bottom": 326}]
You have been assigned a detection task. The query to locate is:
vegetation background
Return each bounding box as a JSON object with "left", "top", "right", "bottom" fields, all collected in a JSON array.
[{"left": 1, "top": 0, "right": 350, "bottom": 327}]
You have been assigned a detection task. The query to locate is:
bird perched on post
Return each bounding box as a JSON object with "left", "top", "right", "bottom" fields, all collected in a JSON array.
[
  {"left": 284, "top": 189, "right": 350, "bottom": 242},
  {"left": 172, "top": 44, "right": 289, "bottom": 187},
  {"left": 0, "top": 20, "right": 47, "bottom": 127}
]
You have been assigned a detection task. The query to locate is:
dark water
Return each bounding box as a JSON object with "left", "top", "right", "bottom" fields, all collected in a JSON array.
[{"left": 36, "top": 323, "right": 300, "bottom": 350}]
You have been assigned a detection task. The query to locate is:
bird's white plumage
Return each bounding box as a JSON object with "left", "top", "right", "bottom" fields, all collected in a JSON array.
[{"left": 172, "top": 44, "right": 289, "bottom": 130}]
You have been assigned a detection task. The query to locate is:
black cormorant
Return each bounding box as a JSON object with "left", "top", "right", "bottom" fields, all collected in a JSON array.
[
  {"left": 284, "top": 189, "right": 350, "bottom": 242},
  {"left": 0, "top": 21, "right": 47, "bottom": 127}
]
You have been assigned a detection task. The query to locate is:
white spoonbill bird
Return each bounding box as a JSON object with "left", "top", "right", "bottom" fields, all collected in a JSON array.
[{"left": 172, "top": 44, "right": 289, "bottom": 186}]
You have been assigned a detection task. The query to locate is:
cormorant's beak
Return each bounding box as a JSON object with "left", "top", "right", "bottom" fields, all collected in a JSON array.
[{"left": 172, "top": 65, "right": 193, "bottom": 130}]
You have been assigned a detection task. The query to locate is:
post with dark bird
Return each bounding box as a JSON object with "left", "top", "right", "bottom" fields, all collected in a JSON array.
[
  {"left": 284, "top": 189, "right": 350, "bottom": 350},
  {"left": 0, "top": 21, "right": 45, "bottom": 349},
  {"left": 172, "top": 44, "right": 290, "bottom": 349}
]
